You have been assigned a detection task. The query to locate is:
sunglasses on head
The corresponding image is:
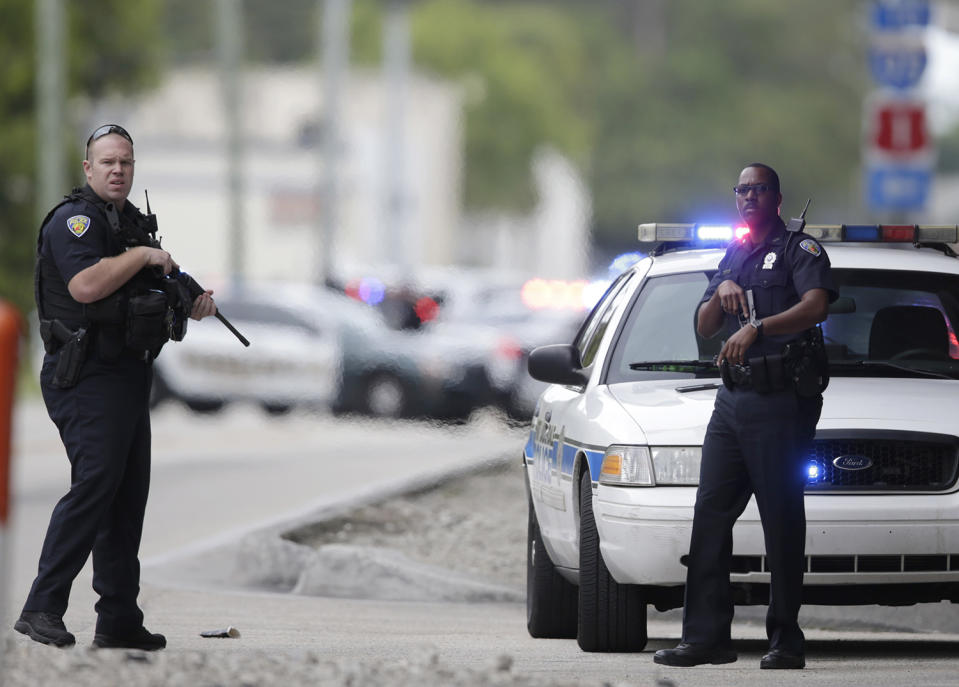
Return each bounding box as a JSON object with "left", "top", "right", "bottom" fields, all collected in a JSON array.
[
  {"left": 86, "top": 124, "right": 133, "bottom": 150},
  {"left": 733, "top": 183, "right": 772, "bottom": 196}
]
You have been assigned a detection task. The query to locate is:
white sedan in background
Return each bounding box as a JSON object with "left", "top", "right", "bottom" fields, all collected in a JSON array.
[{"left": 152, "top": 283, "right": 341, "bottom": 415}]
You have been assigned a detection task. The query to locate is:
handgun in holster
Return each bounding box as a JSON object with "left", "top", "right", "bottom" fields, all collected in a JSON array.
[{"left": 46, "top": 319, "right": 90, "bottom": 389}]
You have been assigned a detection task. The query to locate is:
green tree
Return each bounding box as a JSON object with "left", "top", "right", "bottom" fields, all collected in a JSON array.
[
  {"left": 584, "top": 0, "right": 867, "bottom": 250},
  {"left": 0, "top": 0, "right": 164, "bottom": 315}
]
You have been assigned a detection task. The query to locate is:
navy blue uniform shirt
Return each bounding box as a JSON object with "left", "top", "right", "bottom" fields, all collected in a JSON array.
[
  {"left": 37, "top": 186, "right": 128, "bottom": 323},
  {"left": 701, "top": 217, "right": 838, "bottom": 357}
]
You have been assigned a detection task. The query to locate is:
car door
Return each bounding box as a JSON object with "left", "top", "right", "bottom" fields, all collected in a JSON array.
[{"left": 530, "top": 268, "right": 644, "bottom": 568}]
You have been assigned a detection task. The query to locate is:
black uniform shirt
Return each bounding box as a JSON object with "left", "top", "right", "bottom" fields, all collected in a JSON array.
[
  {"left": 36, "top": 186, "right": 126, "bottom": 323},
  {"left": 701, "top": 217, "right": 838, "bottom": 357}
]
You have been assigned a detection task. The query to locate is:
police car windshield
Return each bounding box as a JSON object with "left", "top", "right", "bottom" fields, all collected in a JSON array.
[
  {"left": 605, "top": 267, "right": 959, "bottom": 384},
  {"left": 821, "top": 268, "right": 959, "bottom": 378},
  {"left": 607, "top": 271, "right": 722, "bottom": 382}
]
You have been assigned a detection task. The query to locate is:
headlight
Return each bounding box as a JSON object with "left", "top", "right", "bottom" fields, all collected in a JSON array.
[
  {"left": 651, "top": 447, "right": 701, "bottom": 485},
  {"left": 600, "top": 445, "right": 654, "bottom": 486}
]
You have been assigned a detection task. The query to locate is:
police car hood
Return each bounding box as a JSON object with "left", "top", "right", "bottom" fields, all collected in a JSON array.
[{"left": 607, "top": 376, "right": 959, "bottom": 445}]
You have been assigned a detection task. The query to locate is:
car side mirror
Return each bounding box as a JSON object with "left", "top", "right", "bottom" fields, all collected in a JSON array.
[{"left": 528, "top": 344, "right": 589, "bottom": 386}]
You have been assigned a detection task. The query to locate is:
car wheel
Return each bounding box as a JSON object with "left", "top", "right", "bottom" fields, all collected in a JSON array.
[
  {"left": 184, "top": 398, "right": 225, "bottom": 414},
  {"left": 365, "top": 374, "right": 407, "bottom": 418},
  {"left": 261, "top": 402, "right": 292, "bottom": 416},
  {"left": 527, "top": 490, "right": 578, "bottom": 638},
  {"left": 577, "top": 471, "right": 647, "bottom": 652}
]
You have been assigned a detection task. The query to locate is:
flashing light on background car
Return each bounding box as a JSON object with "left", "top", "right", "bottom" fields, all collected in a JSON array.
[
  {"left": 521, "top": 278, "right": 590, "bottom": 311},
  {"left": 414, "top": 296, "right": 439, "bottom": 323},
  {"left": 345, "top": 277, "right": 386, "bottom": 305},
  {"left": 582, "top": 279, "right": 612, "bottom": 309},
  {"left": 608, "top": 251, "right": 645, "bottom": 275},
  {"left": 806, "top": 459, "right": 824, "bottom": 484}
]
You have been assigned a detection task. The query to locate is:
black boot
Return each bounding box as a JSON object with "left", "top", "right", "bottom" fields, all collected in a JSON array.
[
  {"left": 92, "top": 626, "right": 167, "bottom": 651},
  {"left": 14, "top": 611, "right": 76, "bottom": 648}
]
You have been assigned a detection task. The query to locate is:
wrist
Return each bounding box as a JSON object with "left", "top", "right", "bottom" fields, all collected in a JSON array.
[{"left": 749, "top": 318, "right": 764, "bottom": 340}]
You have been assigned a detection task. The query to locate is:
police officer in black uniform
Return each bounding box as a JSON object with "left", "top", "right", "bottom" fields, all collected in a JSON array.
[
  {"left": 14, "top": 124, "right": 216, "bottom": 650},
  {"left": 654, "top": 163, "right": 836, "bottom": 670}
]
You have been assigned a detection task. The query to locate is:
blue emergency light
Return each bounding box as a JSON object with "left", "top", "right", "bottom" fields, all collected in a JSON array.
[{"left": 806, "top": 460, "right": 824, "bottom": 484}]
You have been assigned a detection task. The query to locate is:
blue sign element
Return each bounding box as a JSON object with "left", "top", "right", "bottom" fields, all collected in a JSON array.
[
  {"left": 866, "top": 166, "right": 932, "bottom": 211},
  {"left": 869, "top": 44, "right": 927, "bottom": 88},
  {"left": 871, "top": 0, "right": 931, "bottom": 30}
]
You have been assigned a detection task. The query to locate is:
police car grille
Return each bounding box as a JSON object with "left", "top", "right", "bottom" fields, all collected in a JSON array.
[{"left": 805, "top": 437, "right": 959, "bottom": 492}]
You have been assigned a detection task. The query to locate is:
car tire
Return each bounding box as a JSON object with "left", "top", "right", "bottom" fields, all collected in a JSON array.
[
  {"left": 364, "top": 373, "right": 407, "bottom": 418},
  {"left": 261, "top": 402, "right": 292, "bottom": 416},
  {"left": 527, "top": 491, "right": 578, "bottom": 638},
  {"left": 577, "top": 471, "right": 647, "bottom": 652},
  {"left": 184, "top": 398, "right": 225, "bottom": 414}
]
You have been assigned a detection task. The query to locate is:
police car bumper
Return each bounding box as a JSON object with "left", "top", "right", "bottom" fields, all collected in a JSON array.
[{"left": 595, "top": 486, "right": 959, "bottom": 586}]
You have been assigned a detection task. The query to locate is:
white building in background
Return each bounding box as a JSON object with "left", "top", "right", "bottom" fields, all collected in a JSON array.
[
  {"left": 84, "top": 64, "right": 592, "bottom": 287},
  {"left": 86, "top": 66, "right": 464, "bottom": 286}
]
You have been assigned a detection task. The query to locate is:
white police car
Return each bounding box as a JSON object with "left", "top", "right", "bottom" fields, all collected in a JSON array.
[{"left": 524, "top": 223, "right": 959, "bottom": 652}]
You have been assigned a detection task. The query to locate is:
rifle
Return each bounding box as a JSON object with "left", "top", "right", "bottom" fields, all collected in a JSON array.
[{"left": 143, "top": 191, "right": 250, "bottom": 347}]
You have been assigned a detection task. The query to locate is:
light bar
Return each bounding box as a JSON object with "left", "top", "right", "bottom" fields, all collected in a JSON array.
[
  {"left": 640, "top": 223, "right": 959, "bottom": 245},
  {"left": 805, "top": 225, "right": 959, "bottom": 244}
]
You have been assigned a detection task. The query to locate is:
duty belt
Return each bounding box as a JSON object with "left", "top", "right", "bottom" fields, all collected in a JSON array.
[{"left": 720, "top": 353, "right": 791, "bottom": 393}]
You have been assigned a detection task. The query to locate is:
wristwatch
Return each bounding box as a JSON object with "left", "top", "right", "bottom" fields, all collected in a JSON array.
[{"left": 749, "top": 318, "right": 764, "bottom": 340}]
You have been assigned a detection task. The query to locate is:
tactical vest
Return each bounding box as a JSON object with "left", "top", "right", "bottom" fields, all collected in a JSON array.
[{"left": 35, "top": 187, "right": 179, "bottom": 362}]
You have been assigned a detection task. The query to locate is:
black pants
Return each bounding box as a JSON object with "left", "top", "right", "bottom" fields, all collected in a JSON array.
[
  {"left": 681, "top": 385, "right": 821, "bottom": 654},
  {"left": 24, "top": 351, "right": 152, "bottom": 635}
]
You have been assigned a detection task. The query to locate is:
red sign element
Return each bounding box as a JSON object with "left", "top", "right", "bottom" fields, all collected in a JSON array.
[
  {"left": 0, "top": 300, "right": 21, "bottom": 525},
  {"left": 872, "top": 102, "right": 929, "bottom": 154}
]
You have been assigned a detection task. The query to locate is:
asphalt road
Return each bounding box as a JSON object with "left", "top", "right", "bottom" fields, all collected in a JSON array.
[{"left": 3, "top": 399, "right": 959, "bottom": 686}]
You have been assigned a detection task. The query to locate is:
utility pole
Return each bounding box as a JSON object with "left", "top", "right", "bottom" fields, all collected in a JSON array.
[
  {"left": 318, "top": 0, "right": 351, "bottom": 287},
  {"left": 35, "top": 0, "right": 66, "bottom": 220},
  {"left": 383, "top": 0, "right": 412, "bottom": 276},
  {"left": 216, "top": 0, "right": 245, "bottom": 287}
]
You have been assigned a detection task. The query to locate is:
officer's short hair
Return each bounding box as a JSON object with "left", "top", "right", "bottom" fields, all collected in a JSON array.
[{"left": 744, "top": 162, "right": 780, "bottom": 193}]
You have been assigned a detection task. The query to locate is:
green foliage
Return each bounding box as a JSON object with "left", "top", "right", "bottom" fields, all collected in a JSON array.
[
  {"left": 938, "top": 123, "right": 959, "bottom": 174},
  {"left": 408, "top": 0, "right": 594, "bottom": 211},
  {"left": 586, "top": 0, "right": 867, "bottom": 248},
  {"left": 0, "top": 0, "right": 164, "bottom": 316},
  {"left": 359, "top": 0, "right": 867, "bottom": 248}
]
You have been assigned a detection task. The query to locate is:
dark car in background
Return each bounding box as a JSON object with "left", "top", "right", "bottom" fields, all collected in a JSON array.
[{"left": 153, "top": 281, "right": 495, "bottom": 421}]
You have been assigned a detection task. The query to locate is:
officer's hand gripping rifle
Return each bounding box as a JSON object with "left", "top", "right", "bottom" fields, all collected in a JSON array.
[{"left": 144, "top": 191, "right": 250, "bottom": 347}]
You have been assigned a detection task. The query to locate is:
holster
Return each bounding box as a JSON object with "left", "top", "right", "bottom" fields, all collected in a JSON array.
[
  {"left": 784, "top": 327, "right": 830, "bottom": 398},
  {"left": 49, "top": 322, "right": 89, "bottom": 389},
  {"left": 748, "top": 354, "right": 787, "bottom": 393}
]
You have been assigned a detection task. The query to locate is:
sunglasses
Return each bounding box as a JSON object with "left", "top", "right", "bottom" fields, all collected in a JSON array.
[
  {"left": 86, "top": 124, "right": 133, "bottom": 151},
  {"left": 733, "top": 183, "right": 772, "bottom": 196}
]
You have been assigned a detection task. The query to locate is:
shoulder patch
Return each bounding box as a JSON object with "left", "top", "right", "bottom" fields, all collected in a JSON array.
[
  {"left": 799, "top": 238, "right": 822, "bottom": 257},
  {"left": 66, "top": 215, "right": 91, "bottom": 238}
]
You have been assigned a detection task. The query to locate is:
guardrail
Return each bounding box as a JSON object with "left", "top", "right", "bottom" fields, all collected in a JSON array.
[{"left": 0, "top": 299, "right": 22, "bottom": 670}]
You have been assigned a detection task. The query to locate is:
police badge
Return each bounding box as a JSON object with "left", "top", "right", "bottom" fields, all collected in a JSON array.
[{"left": 67, "top": 215, "right": 91, "bottom": 238}]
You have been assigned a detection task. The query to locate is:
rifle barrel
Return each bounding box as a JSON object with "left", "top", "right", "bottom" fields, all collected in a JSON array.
[{"left": 215, "top": 311, "right": 250, "bottom": 347}]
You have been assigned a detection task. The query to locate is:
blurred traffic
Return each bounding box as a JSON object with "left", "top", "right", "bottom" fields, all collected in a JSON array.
[{"left": 146, "top": 270, "right": 607, "bottom": 422}]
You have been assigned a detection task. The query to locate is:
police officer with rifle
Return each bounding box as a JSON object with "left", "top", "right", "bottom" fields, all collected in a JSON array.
[
  {"left": 654, "top": 163, "right": 836, "bottom": 670},
  {"left": 15, "top": 124, "right": 238, "bottom": 650}
]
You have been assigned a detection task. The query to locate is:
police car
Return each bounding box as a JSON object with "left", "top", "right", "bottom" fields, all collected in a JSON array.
[{"left": 523, "top": 222, "right": 959, "bottom": 652}]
